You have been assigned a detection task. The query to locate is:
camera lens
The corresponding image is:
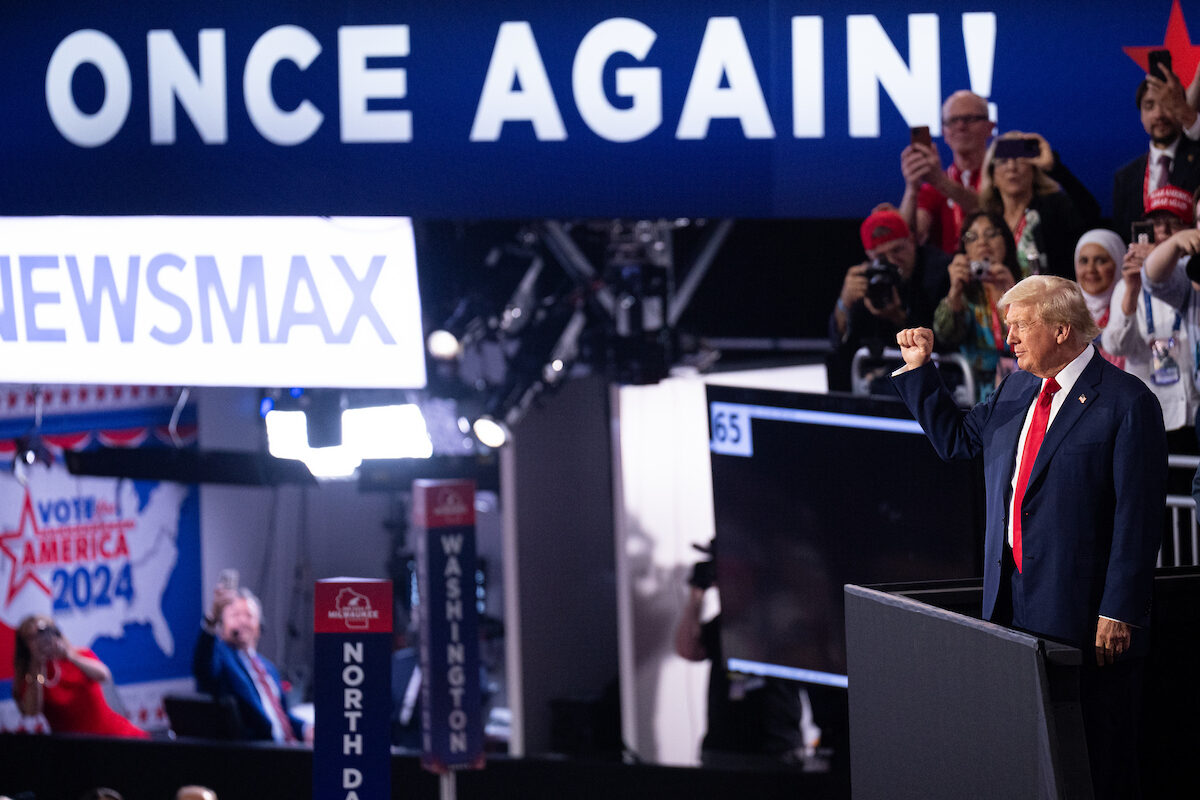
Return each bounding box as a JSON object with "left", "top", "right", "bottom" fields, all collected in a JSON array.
[{"left": 1186, "top": 255, "right": 1200, "bottom": 285}]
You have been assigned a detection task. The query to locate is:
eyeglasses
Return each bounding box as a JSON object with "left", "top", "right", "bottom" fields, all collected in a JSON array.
[
  {"left": 943, "top": 114, "right": 989, "bottom": 128},
  {"left": 962, "top": 228, "right": 1003, "bottom": 245}
]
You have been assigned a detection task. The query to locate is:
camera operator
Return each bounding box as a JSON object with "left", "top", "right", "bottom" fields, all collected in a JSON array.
[
  {"left": 674, "top": 541, "right": 825, "bottom": 770},
  {"left": 827, "top": 208, "right": 950, "bottom": 392}
]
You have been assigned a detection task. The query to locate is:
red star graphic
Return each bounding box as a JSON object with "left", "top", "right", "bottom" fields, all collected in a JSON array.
[
  {"left": 0, "top": 491, "right": 53, "bottom": 604},
  {"left": 1124, "top": 0, "right": 1200, "bottom": 84}
]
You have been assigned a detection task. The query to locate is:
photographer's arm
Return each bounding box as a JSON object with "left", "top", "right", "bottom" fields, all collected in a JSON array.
[
  {"left": 833, "top": 264, "right": 869, "bottom": 339},
  {"left": 1144, "top": 230, "right": 1200, "bottom": 286},
  {"left": 1101, "top": 277, "right": 1148, "bottom": 360},
  {"left": 674, "top": 587, "right": 709, "bottom": 662},
  {"left": 899, "top": 145, "right": 938, "bottom": 245}
]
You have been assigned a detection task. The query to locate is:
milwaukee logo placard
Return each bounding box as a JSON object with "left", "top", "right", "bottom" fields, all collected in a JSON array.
[
  {"left": 314, "top": 580, "right": 392, "bottom": 634},
  {"left": 313, "top": 578, "right": 393, "bottom": 800},
  {"left": 412, "top": 480, "right": 475, "bottom": 528}
]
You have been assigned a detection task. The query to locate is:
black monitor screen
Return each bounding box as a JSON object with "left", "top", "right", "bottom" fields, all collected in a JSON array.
[{"left": 706, "top": 385, "right": 984, "bottom": 686}]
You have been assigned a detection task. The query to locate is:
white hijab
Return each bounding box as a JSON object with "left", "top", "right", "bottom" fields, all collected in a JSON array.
[{"left": 1074, "top": 229, "right": 1126, "bottom": 320}]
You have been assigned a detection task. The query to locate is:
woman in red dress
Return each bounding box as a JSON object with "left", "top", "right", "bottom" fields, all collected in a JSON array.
[{"left": 11, "top": 614, "right": 147, "bottom": 738}]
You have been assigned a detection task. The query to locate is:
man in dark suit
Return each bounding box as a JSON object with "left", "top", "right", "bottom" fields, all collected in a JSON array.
[
  {"left": 1113, "top": 71, "right": 1200, "bottom": 241},
  {"left": 192, "top": 585, "right": 307, "bottom": 743},
  {"left": 892, "top": 275, "right": 1166, "bottom": 798}
]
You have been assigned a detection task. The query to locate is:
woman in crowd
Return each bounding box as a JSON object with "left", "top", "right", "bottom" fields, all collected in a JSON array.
[
  {"left": 977, "top": 131, "right": 1099, "bottom": 279},
  {"left": 932, "top": 210, "right": 1019, "bottom": 400},
  {"left": 1104, "top": 200, "right": 1200, "bottom": 450},
  {"left": 11, "top": 614, "right": 147, "bottom": 738},
  {"left": 1074, "top": 229, "right": 1127, "bottom": 367}
]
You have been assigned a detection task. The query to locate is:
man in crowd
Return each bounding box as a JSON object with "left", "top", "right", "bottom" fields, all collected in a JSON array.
[
  {"left": 1144, "top": 183, "right": 1195, "bottom": 242},
  {"left": 1141, "top": 192, "right": 1200, "bottom": 509},
  {"left": 898, "top": 90, "right": 992, "bottom": 254},
  {"left": 1113, "top": 68, "right": 1200, "bottom": 241},
  {"left": 827, "top": 208, "right": 949, "bottom": 391},
  {"left": 193, "top": 584, "right": 308, "bottom": 744},
  {"left": 673, "top": 540, "right": 830, "bottom": 769},
  {"left": 892, "top": 276, "right": 1166, "bottom": 798}
]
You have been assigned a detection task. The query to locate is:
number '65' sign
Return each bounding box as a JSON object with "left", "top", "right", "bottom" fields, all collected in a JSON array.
[{"left": 709, "top": 403, "right": 753, "bottom": 457}]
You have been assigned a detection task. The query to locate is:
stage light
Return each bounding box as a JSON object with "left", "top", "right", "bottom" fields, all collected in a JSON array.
[
  {"left": 10, "top": 387, "right": 52, "bottom": 486},
  {"left": 265, "top": 403, "right": 433, "bottom": 479},
  {"left": 471, "top": 416, "right": 510, "bottom": 449},
  {"left": 426, "top": 296, "right": 488, "bottom": 362},
  {"left": 426, "top": 329, "right": 463, "bottom": 360},
  {"left": 427, "top": 235, "right": 545, "bottom": 368},
  {"left": 266, "top": 410, "right": 359, "bottom": 479},
  {"left": 342, "top": 405, "right": 432, "bottom": 459},
  {"left": 12, "top": 433, "right": 53, "bottom": 486},
  {"left": 488, "top": 245, "right": 543, "bottom": 337}
]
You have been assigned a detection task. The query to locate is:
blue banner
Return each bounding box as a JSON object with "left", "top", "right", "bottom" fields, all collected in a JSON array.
[
  {"left": 313, "top": 579, "right": 393, "bottom": 800},
  {"left": 0, "top": 1, "right": 1189, "bottom": 218},
  {"left": 413, "top": 480, "right": 484, "bottom": 772}
]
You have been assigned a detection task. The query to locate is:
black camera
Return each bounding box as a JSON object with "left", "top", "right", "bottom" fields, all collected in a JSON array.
[
  {"left": 1186, "top": 255, "right": 1200, "bottom": 285},
  {"left": 688, "top": 540, "right": 716, "bottom": 590},
  {"left": 969, "top": 258, "right": 990, "bottom": 282},
  {"left": 864, "top": 258, "right": 901, "bottom": 308}
]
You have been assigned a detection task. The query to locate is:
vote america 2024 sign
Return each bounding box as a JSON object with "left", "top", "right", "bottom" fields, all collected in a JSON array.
[{"left": 0, "top": 386, "right": 200, "bottom": 733}]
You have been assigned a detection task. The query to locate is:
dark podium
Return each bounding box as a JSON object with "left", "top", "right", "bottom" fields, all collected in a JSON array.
[{"left": 844, "top": 584, "right": 1092, "bottom": 800}]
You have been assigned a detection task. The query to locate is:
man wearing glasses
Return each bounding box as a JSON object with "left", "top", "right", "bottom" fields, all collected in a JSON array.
[
  {"left": 898, "top": 90, "right": 993, "bottom": 256},
  {"left": 1113, "top": 69, "right": 1200, "bottom": 243}
]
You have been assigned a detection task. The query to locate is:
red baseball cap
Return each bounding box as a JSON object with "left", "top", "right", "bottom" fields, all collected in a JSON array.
[
  {"left": 860, "top": 210, "right": 910, "bottom": 252},
  {"left": 1146, "top": 185, "right": 1195, "bottom": 224}
]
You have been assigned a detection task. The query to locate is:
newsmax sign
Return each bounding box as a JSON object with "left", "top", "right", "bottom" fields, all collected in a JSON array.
[
  {"left": 0, "top": 1, "right": 1189, "bottom": 218},
  {"left": 0, "top": 217, "right": 425, "bottom": 388}
]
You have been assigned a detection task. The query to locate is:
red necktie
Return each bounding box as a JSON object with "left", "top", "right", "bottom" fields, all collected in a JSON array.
[
  {"left": 1012, "top": 377, "right": 1060, "bottom": 573},
  {"left": 249, "top": 653, "right": 297, "bottom": 743}
]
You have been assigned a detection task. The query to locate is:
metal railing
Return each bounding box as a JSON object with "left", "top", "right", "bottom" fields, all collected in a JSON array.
[
  {"left": 1163, "top": 454, "right": 1199, "bottom": 568},
  {"left": 850, "top": 347, "right": 976, "bottom": 407}
]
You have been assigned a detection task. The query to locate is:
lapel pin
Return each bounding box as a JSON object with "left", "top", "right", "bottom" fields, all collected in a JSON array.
[{"left": 1078, "top": 395, "right": 1087, "bottom": 404}]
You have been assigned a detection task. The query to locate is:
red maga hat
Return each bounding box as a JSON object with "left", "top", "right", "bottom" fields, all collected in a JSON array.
[
  {"left": 1146, "top": 185, "right": 1195, "bottom": 224},
  {"left": 860, "top": 210, "right": 910, "bottom": 251}
]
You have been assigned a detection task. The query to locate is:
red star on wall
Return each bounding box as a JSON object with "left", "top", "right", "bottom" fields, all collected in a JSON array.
[
  {"left": 0, "top": 491, "right": 53, "bottom": 604},
  {"left": 1125, "top": 0, "right": 1200, "bottom": 84}
]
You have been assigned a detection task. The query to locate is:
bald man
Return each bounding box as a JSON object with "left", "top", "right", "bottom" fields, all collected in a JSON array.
[{"left": 897, "top": 90, "right": 992, "bottom": 254}]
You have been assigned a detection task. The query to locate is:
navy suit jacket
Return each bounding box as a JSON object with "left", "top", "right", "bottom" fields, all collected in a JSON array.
[
  {"left": 892, "top": 352, "right": 1167, "bottom": 651},
  {"left": 192, "top": 628, "right": 303, "bottom": 741},
  {"left": 1113, "top": 136, "right": 1200, "bottom": 242}
]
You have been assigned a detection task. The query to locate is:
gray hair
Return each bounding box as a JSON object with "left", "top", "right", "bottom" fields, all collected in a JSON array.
[
  {"left": 999, "top": 275, "right": 1100, "bottom": 345},
  {"left": 234, "top": 587, "right": 262, "bottom": 622}
]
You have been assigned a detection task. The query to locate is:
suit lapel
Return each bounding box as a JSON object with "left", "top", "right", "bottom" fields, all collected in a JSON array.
[
  {"left": 996, "top": 374, "right": 1040, "bottom": 491},
  {"left": 1175, "top": 138, "right": 1199, "bottom": 182},
  {"left": 1024, "top": 352, "right": 1103, "bottom": 492},
  {"left": 234, "top": 650, "right": 269, "bottom": 715}
]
